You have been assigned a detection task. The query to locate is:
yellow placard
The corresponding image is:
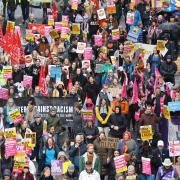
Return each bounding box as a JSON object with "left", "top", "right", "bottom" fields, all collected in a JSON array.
[
  {"left": 140, "top": 125, "right": 153, "bottom": 140},
  {"left": 4, "top": 127, "right": 16, "bottom": 139},
  {"left": 116, "top": 166, "right": 128, "bottom": 173},
  {"left": 9, "top": 109, "right": 21, "bottom": 121},
  {"left": 107, "top": 5, "right": 116, "bottom": 14},
  {"left": 6, "top": 21, "right": 15, "bottom": 33},
  {"left": 48, "top": 19, "right": 54, "bottom": 26},
  {"left": 157, "top": 40, "right": 167, "bottom": 51},
  {"left": 25, "top": 132, "right": 36, "bottom": 148},
  {"left": 3, "top": 66, "right": 12, "bottom": 73},
  {"left": 72, "top": 23, "right": 80, "bottom": 35},
  {"left": 163, "top": 105, "right": 171, "bottom": 120},
  {"left": 49, "top": 30, "right": 59, "bottom": 39},
  {"left": 25, "top": 33, "right": 35, "bottom": 41}
]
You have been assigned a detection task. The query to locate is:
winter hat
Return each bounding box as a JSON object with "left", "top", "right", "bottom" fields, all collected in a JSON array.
[
  {"left": 58, "top": 151, "right": 68, "bottom": 160},
  {"left": 3, "top": 169, "right": 11, "bottom": 176},
  {"left": 157, "top": 140, "right": 164, "bottom": 147},
  {"left": 162, "top": 158, "right": 173, "bottom": 166}
]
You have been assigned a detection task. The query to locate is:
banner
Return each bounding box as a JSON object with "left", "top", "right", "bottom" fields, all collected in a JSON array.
[
  {"left": 97, "top": 8, "right": 106, "bottom": 20},
  {"left": 94, "top": 35, "right": 103, "bottom": 47},
  {"left": 84, "top": 48, "right": 93, "bottom": 60},
  {"left": 169, "top": 140, "right": 180, "bottom": 157},
  {"left": 142, "top": 157, "right": 151, "bottom": 175},
  {"left": 99, "top": 137, "right": 118, "bottom": 149},
  {"left": 0, "top": 88, "right": 9, "bottom": 100},
  {"left": 3, "top": 66, "right": 12, "bottom": 79},
  {"left": 72, "top": 23, "right": 80, "bottom": 35},
  {"left": 140, "top": 125, "right": 153, "bottom": 140},
  {"left": 51, "top": 160, "right": 63, "bottom": 176},
  {"left": 9, "top": 108, "right": 23, "bottom": 125},
  {"left": 0, "top": 97, "right": 75, "bottom": 125},
  {"left": 114, "top": 155, "right": 127, "bottom": 173},
  {"left": 76, "top": 42, "right": 86, "bottom": 54},
  {"left": 112, "top": 29, "right": 120, "bottom": 40},
  {"left": 23, "top": 75, "right": 33, "bottom": 88}
]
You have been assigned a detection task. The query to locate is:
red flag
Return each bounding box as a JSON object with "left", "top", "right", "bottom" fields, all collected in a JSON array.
[
  {"left": 52, "top": 2, "right": 57, "bottom": 19},
  {"left": 132, "top": 78, "right": 138, "bottom": 103},
  {"left": 67, "top": 76, "right": 72, "bottom": 92},
  {"left": 16, "top": 31, "right": 25, "bottom": 64},
  {"left": 121, "top": 76, "right": 127, "bottom": 99},
  {"left": 39, "top": 66, "right": 48, "bottom": 96},
  {"left": 3, "top": 25, "right": 13, "bottom": 54}
]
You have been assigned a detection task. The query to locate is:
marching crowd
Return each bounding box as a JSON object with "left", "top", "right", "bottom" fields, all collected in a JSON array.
[{"left": 0, "top": 0, "right": 179, "bottom": 179}]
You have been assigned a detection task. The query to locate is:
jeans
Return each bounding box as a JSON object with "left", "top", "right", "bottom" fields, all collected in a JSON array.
[
  {"left": 21, "top": 2, "right": 29, "bottom": 21},
  {"left": 139, "top": 174, "right": 155, "bottom": 180}
]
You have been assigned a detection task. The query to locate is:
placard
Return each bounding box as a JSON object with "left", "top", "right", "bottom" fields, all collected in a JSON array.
[
  {"left": 4, "top": 127, "right": 17, "bottom": 139},
  {"left": 114, "top": 155, "right": 127, "bottom": 173},
  {"left": 97, "top": 8, "right": 106, "bottom": 20},
  {"left": 94, "top": 35, "right": 103, "bottom": 47},
  {"left": 99, "top": 137, "right": 118, "bottom": 149},
  {"left": 25, "top": 132, "right": 36, "bottom": 148},
  {"left": 163, "top": 105, "right": 171, "bottom": 120},
  {"left": 126, "top": 12, "right": 135, "bottom": 25},
  {"left": 3, "top": 66, "right": 12, "bottom": 79},
  {"left": 48, "top": 18, "right": 55, "bottom": 26},
  {"left": 23, "top": 75, "right": 33, "bottom": 88},
  {"left": 142, "top": 157, "right": 151, "bottom": 175},
  {"left": 72, "top": 23, "right": 80, "bottom": 35},
  {"left": 140, "top": 125, "right": 153, "bottom": 140},
  {"left": 61, "top": 27, "right": 69, "bottom": 39},
  {"left": 107, "top": 4, "right": 116, "bottom": 14},
  {"left": 169, "top": 141, "right": 180, "bottom": 157},
  {"left": 5, "top": 139, "right": 17, "bottom": 157},
  {"left": 55, "top": 22, "right": 62, "bottom": 32},
  {"left": 7, "top": 21, "right": 15, "bottom": 33},
  {"left": 82, "top": 60, "right": 91, "bottom": 71},
  {"left": 51, "top": 160, "right": 63, "bottom": 176},
  {"left": 0, "top": 88, "right": 9, "bottom": 100},
  {"left": 9, "top": 108, "right": 23, "bottom": 125},
  {"left": 168, "top": 101, "right": 180, "bottom": 111},
  {"left": 82, "top": 110, "right": 94, "bottom": 121},
  {"left": 84, "top": 48, "right": 93, "bottom": 60},
  {"left": 157, "top": 40, "right": 166, "bottom": 51},
  {"left": 49, "top": 29, "right": 59, "bottom": 39},
  {"left": 76, "top": 42, "right": 86, "bottom": 54},
  {"left": 126, "top": 176, "right": 136, "bottom": 180},
  {"left": 50, "top": 66, "right": 62, "bottom": 79},
  {"left": 112, "top": 29, "right": 120, "bottom": 40}
]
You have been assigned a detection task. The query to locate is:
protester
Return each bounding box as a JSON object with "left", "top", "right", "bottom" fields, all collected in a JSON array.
[{"left": 0, "top": 0, "right": 179, "bottom": 179}]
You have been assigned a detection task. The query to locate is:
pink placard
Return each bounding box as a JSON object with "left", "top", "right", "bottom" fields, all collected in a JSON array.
[
  {"left": 142, "top": 157, "right": 151, "bottom": 175},
  {"left": 44, "top": 26, "right": 53, "bottom": 37},
  {"left": 84, "top": 48, "right": 93, "bottom": 60},
  {"left": 23, "top": 75, "right": 33, "bottom": 88},
  {"left": 15, "top": 26, "right": 22, "bottom": 38},
  {"left": 0, "top": 88, "right": 9, "bottom": 100},
  {"left": 5, "top": 138, "right": 17, "bottom": 156},
  {"left": 55, "top": 22, "right": 62, "bottom": 32},
  {"left": 94, "top": 35, "right": 103, "bottom": 47}
]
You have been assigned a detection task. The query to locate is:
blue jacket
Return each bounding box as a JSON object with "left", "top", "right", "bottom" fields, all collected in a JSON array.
[{"left": 133, "top": 10, "right": 142, "bottom": 26}]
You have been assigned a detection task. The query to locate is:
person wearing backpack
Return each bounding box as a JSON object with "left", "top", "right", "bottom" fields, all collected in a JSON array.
[{"left": 155, "top": 158, "right": 178, "bottom": 180}]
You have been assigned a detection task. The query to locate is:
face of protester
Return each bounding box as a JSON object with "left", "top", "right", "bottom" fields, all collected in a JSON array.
[
  {"left": 22, "top": 121, "right": 28, "bottom": 129},
  {"left": 115, "top": 107, "right": 120, "bottom": 114},
  {"left": 50, "top": 111, "right": 56, "bottom": 117},
  {"left": 124, "top": 133, "right": 130, "bottom": 141},
  {"left": 75, "top": 135, "right": 81, "bottom": 144},
  {"left": 72, "top": 62, "right": 76, "bottom": 69},
  {"left": 158, "top": 145, "right": 164, "bottom": 151},
  {"left": 89, "top": 77, "right": 94, "bottom": 84},
  {"left": 7, "top": 99, "right": 14, "bottom": 107},
  {"left": 167, "top": 57, "right": 172, "bottom": 63},
  {"left": 77, "top": 68, "right": 81, "bottom": 75},
  {"left": 177, "top": 156, "right": 180, "bottom": 163},
  {"left": 85, "top": 164, "right": 93, "bottom": 173},
  {"left": 99, "top": 133, "right": 105, "bottom": 140},
  {"left": 35, "top": 117, "right": 41, "bottom": 124},
  {"left": 4, "top": 176, "right": 10, "bottom": 180},
  {"left": 13, "top": 65, "right": 19, "bottom": 72},
  {"left": 35, "top": 86, "right": 40, "bottom": 93},
  {"left": 35, "top": 59, "right": 41, "bottom": 67},
  {"left": 114, "top": 150, "right": 120, "bottom": 157},
  {"left": 156, "top": 88, "right": 161, "bottom": 95},
  {"left": 44, "top": 167, "right": 51, "bottom": 177},
  {"left": 101, "top": 99, "right": 107, "bottom": 106},
  {"left": 146, "top": 106, "right": 152, "bottom": 114},
  {"left": 23, "top": 167, "right": 29, "bottom": 174},
  {"left": 49, "top": 126, "right": 55, "bottom": 135},
  {"left": 47, "top": 138, "right": 53, "bottom": 147}
]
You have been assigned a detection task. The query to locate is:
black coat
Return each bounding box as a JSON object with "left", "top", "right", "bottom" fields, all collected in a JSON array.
[
  {"left": 108, "top": 113, "right": 127, "bottom": 138},
  {"left": 83, "top": 126, "right": 99, "bottom": 144},
  {"left": 12, "top": 70, "right": 24, "bottom": 83},
  {"left": 84, "top": 82, "right": 100, "bottom": 105},
  {"left": 152, "top": 148, "right": 169, "bottom": 174}
]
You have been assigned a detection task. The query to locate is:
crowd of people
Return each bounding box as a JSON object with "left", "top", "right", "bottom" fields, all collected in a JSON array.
[{"left": 0, "top": 0, "right": 179, "bottom": 179}]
